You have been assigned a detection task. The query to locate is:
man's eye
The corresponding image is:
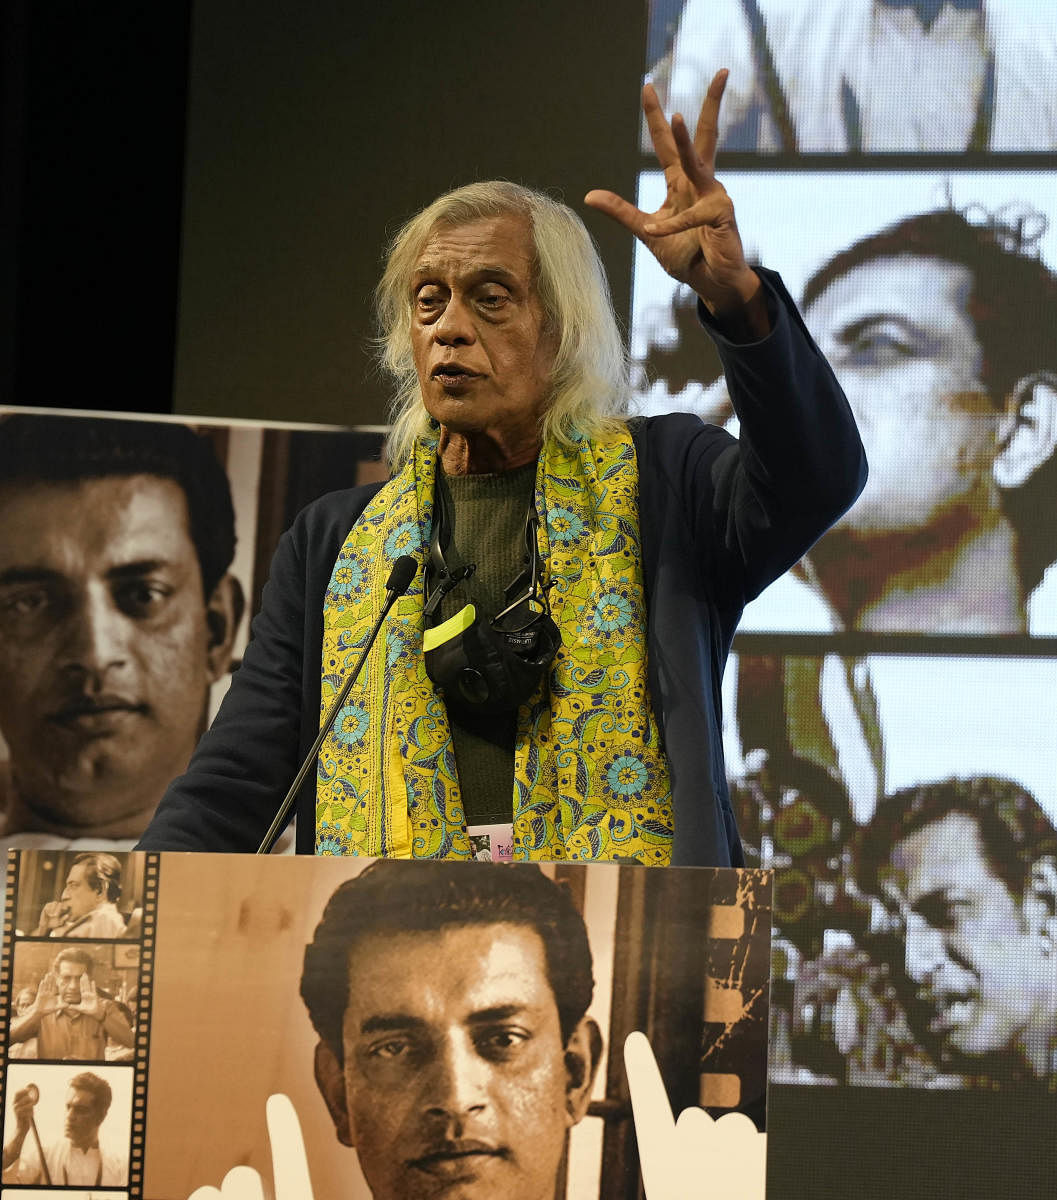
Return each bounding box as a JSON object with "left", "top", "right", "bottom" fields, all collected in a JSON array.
[
  {"left": 114, "top": 581, "right": 171, "bottom": 617},
  {"left": 365, "top": 1035, "right": 422, "bottom": 1062},
  {"left": 372, "top": 1039, "right": 408, "bottom": 1058},
  {"left": 477, "top": 292, "right": 509, "bottom": 309},
  {"left": 416, "top": 290, "right": 445, "bottom": 311},
  {"left": 475, "top": 1027, "right": 529, "bottom": 1058},
  {"left": 844, "top": 332, "right": 916, "bottom": 368},
  {"left": 917, "top": 895, "right": 971, "bottom": 930},
  {"left": 2, "top": 589, "right": 50, "bottom": 617}
]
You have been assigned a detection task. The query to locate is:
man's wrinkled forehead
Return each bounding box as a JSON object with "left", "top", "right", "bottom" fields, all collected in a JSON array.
[{"left": 411, "top": 214, "right": 538, "bottom": 287}]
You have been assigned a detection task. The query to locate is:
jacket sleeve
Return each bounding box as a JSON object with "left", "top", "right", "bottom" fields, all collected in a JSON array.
[
  {"left": 136, "top": 507, "right": 322, "bottom": 853},
  {"left": 691, "top": 267, "right": 867, "bottom": 607}
]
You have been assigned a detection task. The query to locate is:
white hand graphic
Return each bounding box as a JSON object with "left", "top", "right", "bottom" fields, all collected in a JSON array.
[
  {"left": 187, "top": 1094, "right": 314, "bottom": 1200},
  {"left": 625, "top": 1031, "right": 767, "bottom": 1199}
]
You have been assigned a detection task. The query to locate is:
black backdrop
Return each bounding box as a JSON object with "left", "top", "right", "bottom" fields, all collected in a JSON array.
[{"left": 1, "top": 0, "right": 646, "bottom": 423}]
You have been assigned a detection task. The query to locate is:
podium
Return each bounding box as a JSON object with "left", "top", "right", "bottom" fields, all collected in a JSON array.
[{"left": 1, "top": 850, "right": 771, "bottom": 1199}]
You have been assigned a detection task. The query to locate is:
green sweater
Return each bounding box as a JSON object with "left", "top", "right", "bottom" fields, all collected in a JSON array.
[{"left": 437, "top": 462, "right": 536, "bottom": 826}]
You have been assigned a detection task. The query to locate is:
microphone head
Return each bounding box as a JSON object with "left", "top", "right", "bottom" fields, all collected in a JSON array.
[{"left": 386, "top": 555, "right": 418, "bottom": 596}]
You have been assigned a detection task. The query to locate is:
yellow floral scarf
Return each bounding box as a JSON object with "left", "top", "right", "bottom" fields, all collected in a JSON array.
[{"left": 315, "top": 425, "right": 673, "bottom": 864}]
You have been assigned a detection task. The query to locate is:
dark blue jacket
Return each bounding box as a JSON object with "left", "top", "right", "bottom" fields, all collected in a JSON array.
[{"left": 137, "top": 270, "right": 866, "bottom": 865}]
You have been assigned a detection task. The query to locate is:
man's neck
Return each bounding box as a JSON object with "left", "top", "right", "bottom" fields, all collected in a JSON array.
[
  {"left": 67, "top": 1135, "right": 100, "bottom": 1154},
  {"left": 805, "top": 515, "right": 1026, "bottom": 633},
  {"left": 438, "top": 427, "right": 541, "bottom": 476}
]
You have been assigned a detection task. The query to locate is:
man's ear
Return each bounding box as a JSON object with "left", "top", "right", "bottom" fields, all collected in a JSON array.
[
  {"left": 313, "top": 1039, "right": 354, "bottom": 1147},
  {"left": 204, "top": 573, "right": 245, "bottom": 682},
  {"left": 993, "top": 374, "right": 1057, "bottom": 490},
  {"left": 1022, "top": 854, "right": 1057, "bottom": 951},
  {"left": 563, "top": 1016, "right": 603, "bottom": 1125}
]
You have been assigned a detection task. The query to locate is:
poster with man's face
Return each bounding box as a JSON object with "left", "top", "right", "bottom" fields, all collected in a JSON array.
[
  {"left": 0, "top": 409, "right": 386, "bottom": 861},
  {"left": 0, "top": 851, "right": 772, "bottom": 1200}
]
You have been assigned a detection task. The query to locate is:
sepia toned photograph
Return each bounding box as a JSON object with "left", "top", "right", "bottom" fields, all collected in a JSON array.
[
  {"left": 2, "top": 1062, "right": 133, "bottom": 1188},
  {"left": 0, "top": 408, "right": 387, "bottom": 868},
  {"left": 126, "top": 853, "right": 772, "bottom": 1200},
  {"left": 11, "top": 852, "right": 146, "bottom": 942},
  {"left": 7, "top": 940, "right": 139, "bottom": 1064}
]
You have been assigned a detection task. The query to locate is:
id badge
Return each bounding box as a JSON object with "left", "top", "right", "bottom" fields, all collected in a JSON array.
[{"left": 466, "top": 822, "right": 514, "bottom": 863}]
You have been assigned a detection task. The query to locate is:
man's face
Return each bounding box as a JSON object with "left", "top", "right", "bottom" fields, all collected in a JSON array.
[
  {"left": 0, "top": 474, "right": 222, "bottom": 831},
  {"left": 805, "top": 255, "right": 1001, "bottom": 536},
  {"left": 410, "top": 215, "right": 557, "bottom": 455},
  {"left": 879, "top": 812, "right": 1051, "bottom": 1066},
  {"left": 330, "top": 922, "right": 593, "bottom": 1200},
  {"left": 56, "top": 959, "right": 90, "bottom": 1005},
  {"left": 61, "top": 863, "right": 103, "bottom": 919},
  {"left": 64, "top": 1085, "right": 102, "bottom": 1148}
]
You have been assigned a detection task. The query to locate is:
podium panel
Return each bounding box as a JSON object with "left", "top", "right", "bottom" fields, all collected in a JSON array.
[{"left": 1, "top": 851, "right": 772, "bottom": 1199}]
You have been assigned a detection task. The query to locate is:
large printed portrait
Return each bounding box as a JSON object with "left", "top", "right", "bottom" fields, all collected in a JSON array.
[
  {"left": 0, "top": 853, "right": 771, "bottom": 1200},
  {"left": 632, "top": 168, "right": 1057, "bottom": 637},
  {"left": 0, "top": 409, "right": 386, "bottom": 863}
]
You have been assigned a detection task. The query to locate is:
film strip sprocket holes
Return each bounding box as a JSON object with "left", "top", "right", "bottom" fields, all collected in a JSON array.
[
  {"left": 128, "top": 852, "right": 160, "bottom": 1198},
  {"left": 0, "top": 851, "right": 21, "bottom": 1113},
  {"left": 0, "top": 849, "right": 161, "bottom": 1197}
]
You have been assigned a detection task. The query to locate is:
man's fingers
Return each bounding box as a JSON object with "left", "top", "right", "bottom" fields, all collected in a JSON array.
[
  {"left": 642, "top": 82, "right": 679, "bottom": 169},
  {"left": 584, "top": 190, "right": 649, "bottom": 237},
  {"left": 266, "top": 1094, "right": 314, "bottom": 1200},
  {"left": 624, "top": 1031, "right": 678, "bottom": 1197},
  {"left": 694, "top": 69, "right": 728, "bottom": 169},
  {"left": 671, "top": 113, "right": 710, "bottom": 191},
  {"left": 644, "top": 192, "right": 731, "bottom": 237}
]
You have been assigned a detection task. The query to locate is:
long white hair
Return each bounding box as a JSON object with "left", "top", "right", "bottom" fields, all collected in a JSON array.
[{"left": 376, "top": 181, "right": 631, "bottom": 468}]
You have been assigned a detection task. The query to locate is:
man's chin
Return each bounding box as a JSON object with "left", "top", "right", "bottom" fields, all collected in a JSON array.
[{"left": 11, "top": 756, "right": 164, "bottom": 836}]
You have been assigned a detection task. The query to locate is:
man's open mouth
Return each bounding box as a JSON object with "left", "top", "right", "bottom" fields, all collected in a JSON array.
[{"left": 431, "top": 364, "right": 481, "bottom": 385}]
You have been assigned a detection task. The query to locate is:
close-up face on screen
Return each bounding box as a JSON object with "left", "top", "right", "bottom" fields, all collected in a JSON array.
[{"left": 634, "top": 3, "right": 1057, "bottom": 1188}]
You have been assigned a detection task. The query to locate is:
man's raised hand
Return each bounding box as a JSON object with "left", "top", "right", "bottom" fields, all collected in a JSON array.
[
  {"left": 585, "top": 71, "right": 767, "bottom": 333},
  {"left": 33, "top": 974, "right": 60, "bottom": 1016}
]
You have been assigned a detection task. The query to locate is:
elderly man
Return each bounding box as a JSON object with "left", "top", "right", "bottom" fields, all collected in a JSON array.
[
  {"left": 8, "top": 946, "right": 134, "bottom": 1060},
  {"left": 2, "top": 1071, "right": 127, "bottom": 1186},
  {"left": 0, "top": 415, "right": 244, "bottom": 845},
  {"left": 138, "top": 74, "right": 864, "bottom": 864},
  {"left": 854, "top": 776, "right": 1057, "bottom": 1085},
  {"left": 31, "top": 852, "right": 128, "bottom": 938},
  {"left": 300, "top": 860, "right": 601, "bottom": 1200}
]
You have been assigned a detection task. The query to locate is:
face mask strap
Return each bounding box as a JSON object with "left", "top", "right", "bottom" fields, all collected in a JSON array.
[{"left": 424, "top": 480, "right": 476, "bottom": 620}]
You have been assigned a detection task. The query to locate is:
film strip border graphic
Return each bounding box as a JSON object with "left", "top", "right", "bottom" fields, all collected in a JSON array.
[{"left": 0, "top": 849, "right": 161, "bottom": 1197}]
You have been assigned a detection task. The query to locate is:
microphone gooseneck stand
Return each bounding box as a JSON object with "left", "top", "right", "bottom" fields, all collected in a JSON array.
[{"left": 256, "top": 555, "right": 418, "bottom": 855}]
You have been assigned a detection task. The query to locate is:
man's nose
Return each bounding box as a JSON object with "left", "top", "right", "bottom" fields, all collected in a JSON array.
[
  {"left": 421, "top": 1036, "right": 489, "bottom": 1125},
  {"left": 433, "top": 296, "right": 476, "bottom": 345},
  {"left": 58, "top": 587, "right": 129, "bottom": 675},
  {"left": 904, "top": 914, "right": 948, "bottom": 983}
]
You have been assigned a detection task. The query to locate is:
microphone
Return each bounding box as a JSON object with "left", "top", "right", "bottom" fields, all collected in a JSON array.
[{"left": 256, "top": 555, "right": 418, "bottom": 854}]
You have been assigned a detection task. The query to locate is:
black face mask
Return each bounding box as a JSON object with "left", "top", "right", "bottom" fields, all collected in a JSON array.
[{"left": 423, "top": 485, "right": 559, "bottom": 714}]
